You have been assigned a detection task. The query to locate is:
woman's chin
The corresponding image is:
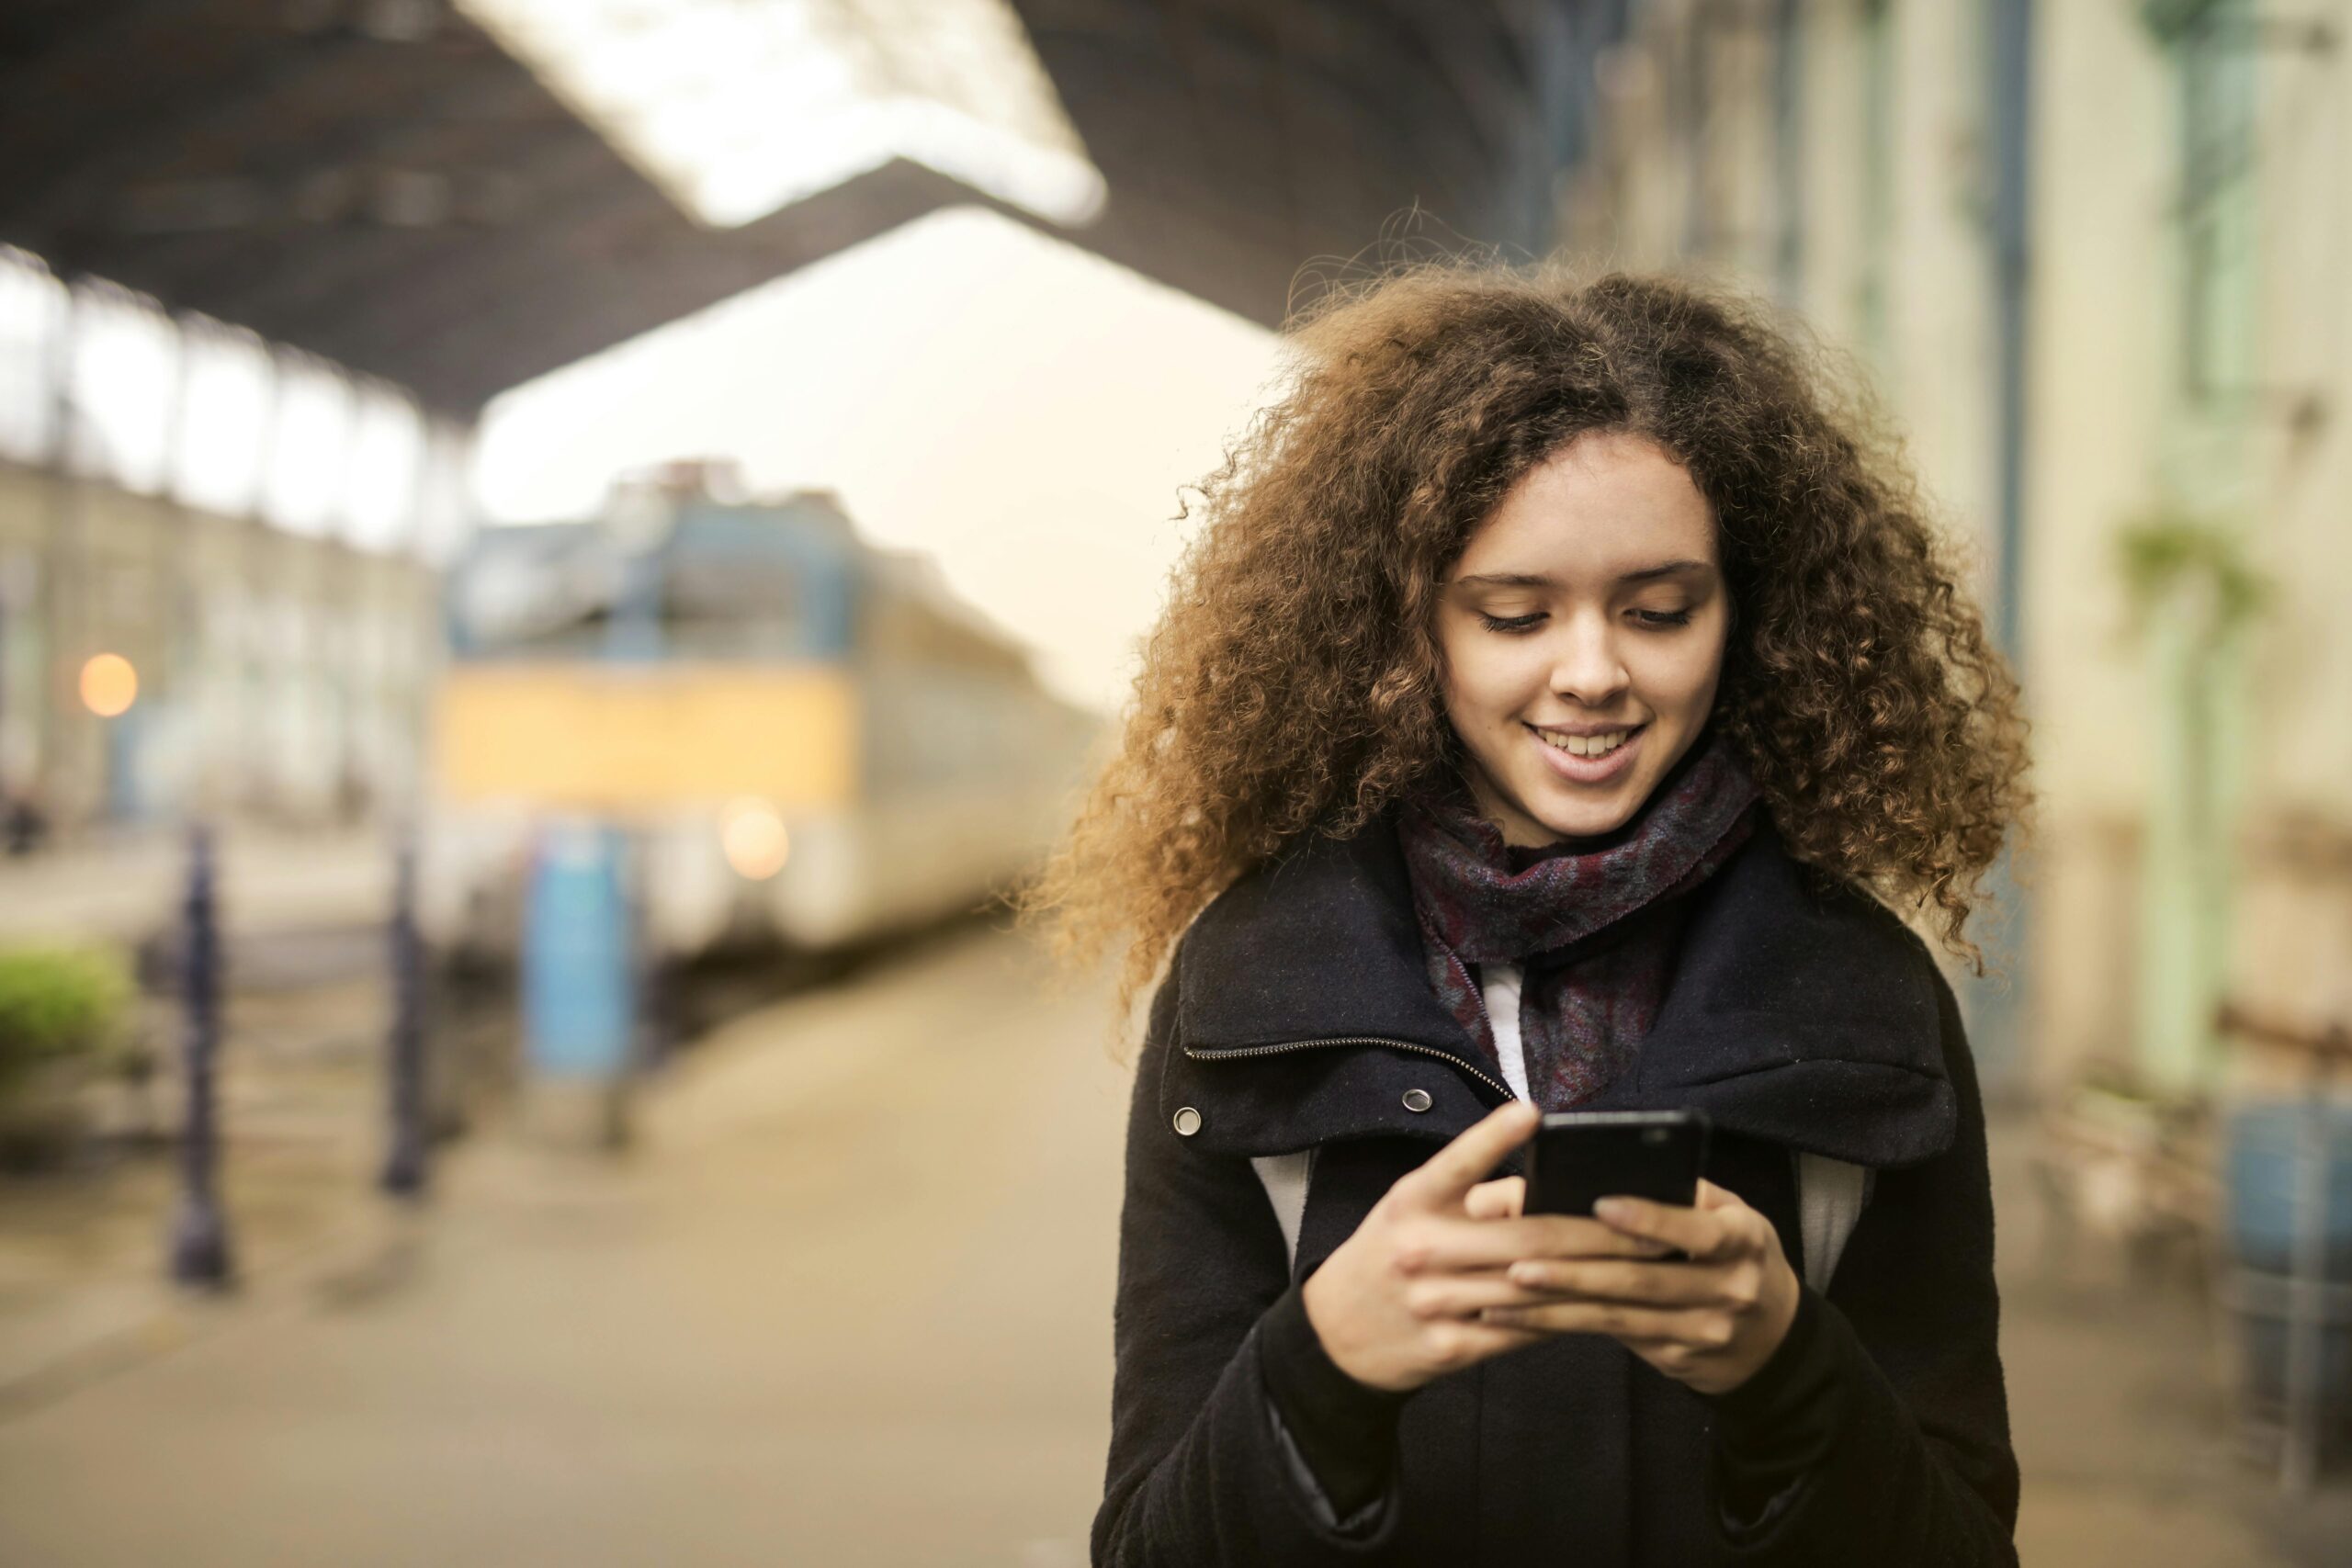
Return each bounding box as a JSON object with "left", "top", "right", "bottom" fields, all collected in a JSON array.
[
  {"left": 1491, "top": 776, "right": 1641, "bottom": 844},
  {"left": 1469, "top": 750, "right": 1652, "bottom": 846},
  {"left": 1531, "top": 801, "right": 1637, "bottom": 841}
]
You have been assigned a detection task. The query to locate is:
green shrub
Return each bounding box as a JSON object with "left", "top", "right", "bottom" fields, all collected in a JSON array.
[{"left": 0, "top": 945, "right": 134, "bottom": 1094}]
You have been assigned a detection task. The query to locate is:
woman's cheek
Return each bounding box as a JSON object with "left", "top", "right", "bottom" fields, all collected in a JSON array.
[
  {"left": 1442, "top": 639, "right": 1527, "bottom": 734},
  {"left": 1646, "top": 637, "right": 1724, "bottom": 718}
]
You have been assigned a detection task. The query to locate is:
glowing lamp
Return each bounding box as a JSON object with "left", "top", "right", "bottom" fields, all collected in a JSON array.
[
  {"left": 719, "top": 798, "right": 790, "bottom": 881},
  {"left": 79, "top": 653, "right": 138, "bottom": 717}
]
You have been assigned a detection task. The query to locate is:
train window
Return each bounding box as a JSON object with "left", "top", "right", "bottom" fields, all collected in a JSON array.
[{"left": 662, "top": 551, "right": 800, "bottom": 625}]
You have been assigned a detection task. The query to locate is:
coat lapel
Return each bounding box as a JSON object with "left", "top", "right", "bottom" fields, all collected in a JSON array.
[
  {"left": 1173, "top": 815, "right": 1472, "bottom": 1055},
  {"left": 1582, "top": 819, "right": 1959, "bottom": 1168},
  {"left": 1163, "top": 808, "right": 1957, "bottom": 1171}
]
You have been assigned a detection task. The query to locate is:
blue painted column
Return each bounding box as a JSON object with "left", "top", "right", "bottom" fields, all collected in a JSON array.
[
  {"left": 522, "top": 818, "right": 639, "bottom": 1089},
  {"left": 1959, "top": 0, "right": 2036, "bottom": 1099}
]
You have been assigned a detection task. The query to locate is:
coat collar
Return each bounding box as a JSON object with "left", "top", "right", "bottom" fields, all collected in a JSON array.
[{"left": 1168, "top": 807, "right": 1957, "bottom": 1170}]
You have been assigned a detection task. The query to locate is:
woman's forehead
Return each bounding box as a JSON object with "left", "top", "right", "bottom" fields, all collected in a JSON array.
[{"left": 1456, "top": 433, "right": 1716, "bottom": 578}]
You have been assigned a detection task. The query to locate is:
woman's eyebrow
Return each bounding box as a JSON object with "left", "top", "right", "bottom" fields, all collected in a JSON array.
[
  {"left": 1615, "top": 558, "right": 1713, "bottom": 585},
  {"left": 1450, "top": 560, "right": 1713, "bottom": 589},
  {"left": 1449, "top": 570, "right": 1555, "bottom": 588}
]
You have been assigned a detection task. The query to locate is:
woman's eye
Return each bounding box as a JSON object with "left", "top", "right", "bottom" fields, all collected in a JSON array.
[
  {"left": 1476, "top": 611, "right": 1546, "bottom": 634},
  {"left": 1632, "top": 607, "right": 1694, "bottom": 628}
]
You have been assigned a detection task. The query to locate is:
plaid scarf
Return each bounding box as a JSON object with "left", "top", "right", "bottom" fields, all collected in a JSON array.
[{"left": 1396, "top": 731, "right": 1762, "bottom": 1110}]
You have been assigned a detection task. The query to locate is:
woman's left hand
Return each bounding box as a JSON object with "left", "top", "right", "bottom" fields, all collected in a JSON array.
[{"left": 1468, "top": 1177, "right": 1801, "bottom": 1396}]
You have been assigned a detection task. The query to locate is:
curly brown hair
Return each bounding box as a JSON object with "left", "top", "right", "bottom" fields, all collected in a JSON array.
[{"left": 1022, "top": 263, "right": 2030, "bottom": 1024}]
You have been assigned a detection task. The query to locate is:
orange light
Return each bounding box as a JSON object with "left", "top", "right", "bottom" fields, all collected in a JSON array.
[{"left": 79, "top": 653, "right": 137, "bottom": 717}]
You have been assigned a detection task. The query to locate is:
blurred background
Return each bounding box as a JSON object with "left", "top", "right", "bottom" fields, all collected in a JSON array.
[{"left": 0, "top": 2, "right": 2346, "bottom": 1563}]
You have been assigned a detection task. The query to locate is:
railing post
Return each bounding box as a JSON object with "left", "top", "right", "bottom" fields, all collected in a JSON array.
[
  {"left": 167, "top": 821, "right": 233, "bottom": 1288},
  {"left": 380, "top": 826, "right": 427, "bottom": 1198},
  {"left": 2279, "top": 1047, "right": 2337, "bottom": 1494}
]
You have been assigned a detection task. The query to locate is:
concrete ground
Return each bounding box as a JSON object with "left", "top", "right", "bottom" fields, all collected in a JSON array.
[
  {"left": 0, "top": 921, "right": 2346, "bottom": 1565},
  {"left": 0, "top": 826, "right": 397, "bottom": 949},
  {"left": 1993, "top": 1127, "right": 2352, "bottom": 1563}
]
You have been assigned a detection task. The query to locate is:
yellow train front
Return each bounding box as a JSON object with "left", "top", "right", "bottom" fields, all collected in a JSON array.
[{"left": 420, "top": 479, "right": 1100, "bottom": 968}]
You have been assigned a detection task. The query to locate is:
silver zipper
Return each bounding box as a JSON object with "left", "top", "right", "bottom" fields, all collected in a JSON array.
[
  {"left": 1185, "top": 1035, "right": 1516, "bottom": 1103},
  {"left": 1456, "top": 952, "right": 1498, "bottom": 1042}
]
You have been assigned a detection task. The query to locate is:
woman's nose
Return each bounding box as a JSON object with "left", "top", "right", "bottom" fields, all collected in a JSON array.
[{"left": 1547, "top": 615, "right": 1630, "bottom": 707}]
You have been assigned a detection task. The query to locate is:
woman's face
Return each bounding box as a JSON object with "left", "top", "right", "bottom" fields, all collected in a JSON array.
[{"left": 1432, "top": 431, "right": 1730, "bottom": 847}]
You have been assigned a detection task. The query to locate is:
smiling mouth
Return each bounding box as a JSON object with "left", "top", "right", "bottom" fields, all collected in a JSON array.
[{"left": 1527, "top": 723, "right": 1644, "bottom": 759}]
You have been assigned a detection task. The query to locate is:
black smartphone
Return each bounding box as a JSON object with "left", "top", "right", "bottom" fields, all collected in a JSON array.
[{"left": 1523, "top": 1109, "right": 1711, "bottom": 1218}]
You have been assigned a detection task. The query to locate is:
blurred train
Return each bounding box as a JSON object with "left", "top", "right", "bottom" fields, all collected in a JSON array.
[{"left": 419, "top": 464, "right": 1102, "bottom": 966}]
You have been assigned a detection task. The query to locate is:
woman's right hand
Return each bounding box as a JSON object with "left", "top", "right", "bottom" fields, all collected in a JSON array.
[{"left": 1299, "top": 1100, "right": 1671, "bottom": 1393}]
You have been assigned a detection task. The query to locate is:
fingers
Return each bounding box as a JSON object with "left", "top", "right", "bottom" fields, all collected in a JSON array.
[
  {"left": 1396, "top": 1268, "right": 1562, "bottom": 1322},
  {"left": 1592, "top": 1192, "right": 1743, "bottom": 1261},
  {"left": 1477, "top": 1300, "right": 1726, "bottom": 1345},
  {"left": 1399, "top": 1100, "right": 1539, "bottom": 1206},
  {"left": 1421, "top": 1319, "right": 1552, "bottom": 1371},
  {"left": 1462, "top": 1175, "right": 1525, "bottom": 1221},
  {"left": 1395, "top": 1213, "right": 1672, "bottom": 1275},
  {"left": 1501, "top": 1257, "right": 1726, "bottom": 1307}
]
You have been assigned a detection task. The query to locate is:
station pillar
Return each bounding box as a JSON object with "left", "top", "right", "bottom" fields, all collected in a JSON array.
[{"left": 520, "top": 818, "right": 639, "bottom": 1149}]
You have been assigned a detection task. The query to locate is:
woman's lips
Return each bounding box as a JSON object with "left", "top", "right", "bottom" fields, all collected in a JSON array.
[{"left": 1525, "top": 721, "right": 1645, "bottom": 785}]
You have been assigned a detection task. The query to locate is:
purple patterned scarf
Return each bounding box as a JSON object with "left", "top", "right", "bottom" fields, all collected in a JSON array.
[{"left": 1396, "top": 730, "right": 1763, "bottom": 1110}]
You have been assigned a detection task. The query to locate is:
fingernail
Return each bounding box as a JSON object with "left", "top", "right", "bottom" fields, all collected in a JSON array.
[{"left": 1592, "top": 1198, "right": 1633, "bottom": 1224}]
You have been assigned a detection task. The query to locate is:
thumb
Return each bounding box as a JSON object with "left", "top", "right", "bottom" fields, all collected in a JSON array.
[
  {"left": 1402, "top": 1100, "right": 1539, "bottom": 1206},
  {"left": 1464, "top": 1175, "right": 1526, "bottom": 1220},
  {"left": 1694, "top": 1179, "right": 1743, "bottom": 1212}
]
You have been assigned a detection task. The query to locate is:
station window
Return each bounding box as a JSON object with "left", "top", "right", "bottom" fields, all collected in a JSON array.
[
  {"left": 172, "top": 321, "right": 273, "bottom": 516},
  {"left": 1854, "top": 0, "right": 1895, "bottom": 379},
  {"left": 2144, "top": 0, "right": 2346, "bottom": 414},
  {"left": 0, "top": 250, "right": 63, "bottom": 464},
  {"left": 2164, "top": 0, "right": 2263, "bottom": 405},
  {"left": 63, "top": 282, "right": 178, "bottom": 495}
]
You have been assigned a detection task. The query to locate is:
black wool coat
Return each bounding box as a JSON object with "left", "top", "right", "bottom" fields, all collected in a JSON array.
[{"left": 1091, "top": 808, "right": 2019, "bottom": 1567}]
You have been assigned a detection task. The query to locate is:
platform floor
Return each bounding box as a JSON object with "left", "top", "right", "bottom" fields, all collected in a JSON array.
[
  {"left": 0, "top": 922, "right": 2346, "bottom": 1565},
  {"left": 0, "top": 826, "right": 396, "bottom": 951}
]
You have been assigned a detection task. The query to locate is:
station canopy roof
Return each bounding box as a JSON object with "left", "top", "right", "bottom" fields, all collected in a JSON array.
[{"left": 0, "top": 0, "right": 1617, "bottom": 416}]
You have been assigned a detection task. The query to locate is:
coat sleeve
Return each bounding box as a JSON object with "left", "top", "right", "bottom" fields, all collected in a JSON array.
[
  {"left": 1091, "top": 973, "right": 1407, "bottom": 1567},
  {"left": 1708, "top": 962, "right": 2021, "bottom": 1565}
]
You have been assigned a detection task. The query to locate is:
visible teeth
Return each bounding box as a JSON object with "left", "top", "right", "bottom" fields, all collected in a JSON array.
[{"left": 1537, "top": 728, "right": 1631, "bottom": 758}]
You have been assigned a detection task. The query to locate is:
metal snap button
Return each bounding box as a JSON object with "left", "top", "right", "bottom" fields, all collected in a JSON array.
[
  {"left": 1172, "top": 1107, "right": 1203, "bottom": 1136},
  {"left": 1402, "top": 1089, "right": 1433, "bottom": 1113}
]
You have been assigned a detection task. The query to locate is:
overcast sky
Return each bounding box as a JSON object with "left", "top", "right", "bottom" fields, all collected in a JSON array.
[{"left": 471, "top": 205, "right": 1285, "bottom": 713}]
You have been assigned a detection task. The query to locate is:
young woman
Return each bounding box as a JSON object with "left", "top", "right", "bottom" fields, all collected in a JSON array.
[{"left": 1028, "top": 266, "right": 2030, "bottom": 1566}]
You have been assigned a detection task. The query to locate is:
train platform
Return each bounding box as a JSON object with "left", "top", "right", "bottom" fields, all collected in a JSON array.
[
  {"left": 0, "top": 924, "right": 2346, "bottom": 1565},
  {"left": 0, "top": 825, "right": 398, "bottom": 960},
  {"left": 0, "top": 965, "right": 402, "bottom": 1412}
]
